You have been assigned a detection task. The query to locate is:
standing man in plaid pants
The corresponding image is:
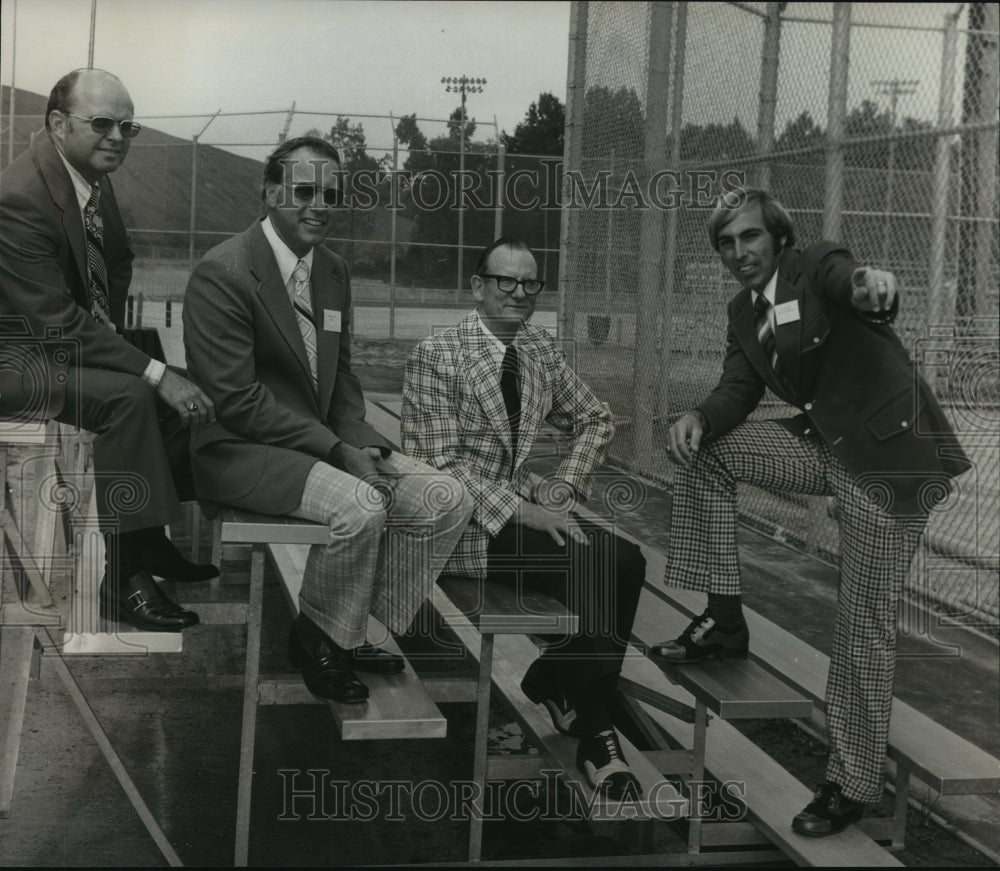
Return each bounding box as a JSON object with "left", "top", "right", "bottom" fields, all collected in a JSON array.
[{"left": 652, "top": 189, "right": 970, "bottom": 836}]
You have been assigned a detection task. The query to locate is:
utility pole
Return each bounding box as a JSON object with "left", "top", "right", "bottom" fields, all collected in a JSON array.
[
  {"left": 872, "top": 78, "right": 919, "bottom": 266},
  {"left": 442, "top": 75, "right": 486, "bottom": 290}
]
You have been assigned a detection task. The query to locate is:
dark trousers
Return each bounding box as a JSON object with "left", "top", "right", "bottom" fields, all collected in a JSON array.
[
  {"left": 56, "top": 367, "right": 190, "bottom": 534},
  {"left": 486, "top": 514, "right": 645, "bottom": 694}
]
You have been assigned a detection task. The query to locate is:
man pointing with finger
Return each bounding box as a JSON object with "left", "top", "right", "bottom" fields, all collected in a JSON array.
[
  {"left": 0, "top": 68, "right": 216, "bottom": 632},
  {"left": 652, "top": 188, "right": 970, "bottom": 836},
  {"left": 403, "top": 238, "right": 646, "bottom": 800}
]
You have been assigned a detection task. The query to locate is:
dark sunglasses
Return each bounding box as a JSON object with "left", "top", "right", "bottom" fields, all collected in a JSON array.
[
  {"left": 66, "top": 112, "right": 142, "bottom": 138},
  {"left": 283, "top": 183, "right": 343, "bottom": 207}
]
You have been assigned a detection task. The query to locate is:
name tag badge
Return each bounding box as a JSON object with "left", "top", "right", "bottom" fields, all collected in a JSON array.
[
  {"left": 323, "top": 309, "right": 342, "bottom": 332},
  {"left": 774, "top": 300, "right": 800, "bottom": 326}
]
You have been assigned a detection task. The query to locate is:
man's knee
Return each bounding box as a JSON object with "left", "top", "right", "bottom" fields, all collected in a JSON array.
[{"left": 323, "top": 481, "right": 388, "bottom": 540}]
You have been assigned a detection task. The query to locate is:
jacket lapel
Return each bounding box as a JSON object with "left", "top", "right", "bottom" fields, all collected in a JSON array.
[
  {"left": 772, "top": 253, "right": 803, "bottom": 396},
  {"left": 310, "top": 250, "right": 346, "bottom": 421},
  {"left": 248, "top": 223, "right": 316, "bottom": 395},
  {"left": 36, "top": 138, "right": 89, "bottom": 304},
  {"left": 459, "top": 314, "right": 514, "bottom": 454}
]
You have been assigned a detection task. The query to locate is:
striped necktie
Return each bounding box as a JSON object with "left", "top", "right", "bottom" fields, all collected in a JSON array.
[
  {"left": 289, "top": 259, "right": 318, "bottom": 388},
  {"left": 84, "top": 184, "right": 113, "bottom": 327},
  {"left": 754, "top": 294, "right": 781, "bottom": 378}
]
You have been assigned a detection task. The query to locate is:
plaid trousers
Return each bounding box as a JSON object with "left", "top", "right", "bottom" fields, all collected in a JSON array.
[
  {"left": 290, "top": 452, "right": 473, "bottom": 650},
  {"left": 665, "top": 420, "right": 927, "bottom": 803}
]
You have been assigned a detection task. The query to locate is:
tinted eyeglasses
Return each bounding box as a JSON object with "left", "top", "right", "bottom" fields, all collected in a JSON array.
[
  {"left": 65, "top": 113, "right": 142, "bottom": 138},
  {"left": 478, "top": 274, "right": 545, "bottom": 296},
  {"left": 282, "top": 183, "right": 343, "bottom": 207}
]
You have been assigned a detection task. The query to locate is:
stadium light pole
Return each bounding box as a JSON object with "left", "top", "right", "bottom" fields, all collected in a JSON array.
[
  {"left": 872, "top": 78, "right": 919, "bottom": 267},
  {"left": 442, "top": 75, "right": 486, "bottom": 290}
]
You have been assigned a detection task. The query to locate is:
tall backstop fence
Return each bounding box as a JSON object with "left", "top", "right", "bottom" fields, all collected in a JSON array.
[{"left": 560, "top": 1, "right": 999, "bottom": 627}]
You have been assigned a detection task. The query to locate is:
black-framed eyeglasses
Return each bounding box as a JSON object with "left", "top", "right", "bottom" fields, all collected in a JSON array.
[
  {"left": 65, "top": 113, "right": 141, "bottom": 138},
  {"left": 282, "top": 183, "right": 343, "bottom": 207},
  {"left": 479, "top": 274, "right": 545, "bottom": 296}
]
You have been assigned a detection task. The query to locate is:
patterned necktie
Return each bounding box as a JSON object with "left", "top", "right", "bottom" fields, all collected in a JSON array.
[
  {"left": 754, "top": 294, "right": 782, "bottom": 379},
  {"left": 500, "top": 343, "right": 520, "bottom": 455},
  {"left": 289, "top": 259, "right": 318, "bottom": 388},
  {"left": 84, "top": 184, "right": 113, "bottom": 327}
]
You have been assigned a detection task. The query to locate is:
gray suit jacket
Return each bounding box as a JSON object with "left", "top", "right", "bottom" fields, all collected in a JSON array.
[{"left": 183, "top": 219, "right": 388, "bottom": 513}]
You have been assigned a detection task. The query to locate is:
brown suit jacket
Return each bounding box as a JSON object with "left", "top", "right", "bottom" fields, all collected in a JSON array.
[{"left": 182, "top": 219, "right": 388, "bottom": 513}]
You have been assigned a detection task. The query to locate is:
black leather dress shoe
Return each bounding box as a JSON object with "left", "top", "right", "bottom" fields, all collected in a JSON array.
[
  {"left": 288, "top": 625, "right": 369, "bottom": 703},
  {"left": 792, "top": 782, "right": 867, "bottom": 837},
  {"left": 521, "top": 659, "right": 579, "bottom": 736},
  {"left": 99, "top": 569, "right": 200, "bottom": 632},
  {"left": 349, "top": 643, "right": 405, "bottom": 674}
]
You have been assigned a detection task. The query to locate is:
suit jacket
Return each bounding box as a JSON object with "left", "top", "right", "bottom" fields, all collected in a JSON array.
[
  {"left": 697, "top": 241, "right": 970, "bottom": 516},
  {"left": 402, "top": 311, "right": 614, "bottom": 578},
  {"left": 183, "top": 219, "right": 389, "bottom": 514},
  {"left": 0, "top": 134, "right": 148, "bottom": 379}
]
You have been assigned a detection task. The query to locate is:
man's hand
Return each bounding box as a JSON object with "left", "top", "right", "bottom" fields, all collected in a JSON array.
[
  {"left": 850, "top": 267, "right": 897, "bottom": 313},
  {"left": 329, "top": 443, "right": 383, "bottom": 480},
  {"left": 156, "top": 368, "right": 215, "bottom": 427},
  {"left": 666, "top": 410, "right": 705, "bottom": 466},
  {"left": 517, "top": 500, "right": 589, "bottom": 548}
]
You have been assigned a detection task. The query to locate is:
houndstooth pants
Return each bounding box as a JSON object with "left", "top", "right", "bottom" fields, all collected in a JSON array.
[
  {"left": 665, "top": 420, "right": 927, "bottom": 803},
  {"left": 290, "top": 452, "right": 473, "bottom": 650}
]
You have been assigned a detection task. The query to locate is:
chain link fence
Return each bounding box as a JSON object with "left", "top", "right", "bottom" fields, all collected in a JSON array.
[{"left": 560, "top": 1, "right": 999, "bottom": 626}]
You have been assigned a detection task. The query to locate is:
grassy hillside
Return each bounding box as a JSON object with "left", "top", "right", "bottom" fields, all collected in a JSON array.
[{"left": 1, "top": 85, "right": 262, "bottom": 253}]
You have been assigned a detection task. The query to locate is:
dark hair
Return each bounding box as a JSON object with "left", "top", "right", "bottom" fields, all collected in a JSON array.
[
  {"left": 707, "top": 187, "right": 796, "bottom": 251},
  {"left": 474, "top": 238, "right": 533, "bottom": 276},
  {"left": 262, "top": 136, "right": 341, "bottom": 198}
]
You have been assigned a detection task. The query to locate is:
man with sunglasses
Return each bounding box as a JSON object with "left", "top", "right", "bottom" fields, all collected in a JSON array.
[
  {"left": 402, "top": 239, "right": 646, "bottom": 801},
  {"left": 183, "top": 136, "right": 472, "bottom": 703},
  {"left": 0, "top": 68, "right": 216, "bottom": 633}
]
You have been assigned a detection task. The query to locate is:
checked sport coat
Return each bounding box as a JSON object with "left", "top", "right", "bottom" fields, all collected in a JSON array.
[{"left": 402, "top": 311, "right": 614, "bottom": 579}]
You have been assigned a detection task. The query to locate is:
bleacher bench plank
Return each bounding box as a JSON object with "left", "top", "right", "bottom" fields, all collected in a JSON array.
[
  {"left": 660, "top": 586, "right": 1000, "bottom": 796},
  {"left": 431, "top": 585, "right": 690, "bottom": 821},
  {"left": 268, "top": 542, "right": 447, "bottom": 740},
  {"left": 625, "top": 589, "right": 902, "bottom": 867}
]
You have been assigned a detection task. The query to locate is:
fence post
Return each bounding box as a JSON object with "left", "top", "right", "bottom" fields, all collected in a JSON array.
[
  {"left": 558, "top": 0, "right": 589, "bottom": 343},
  {"left": 633, "top": 0, "right": 673, "bottom": 473},
  {"left": 389, "top": 122, "right": 398, "bottom": 340},
  {"left": 928, "top": 10, "right": 959, "bottom": 333},
  {"left": 494, "top": 142, "right": 505, "bottom": 240},
  {"left": 756, "top": 2, "right": 783, "bottom": 191},
  {"left": 823, "top": 3, "right": 851, "bottom": 241},
  {"left": 657, "top": 1, "right": 688, "bottom": 420}
]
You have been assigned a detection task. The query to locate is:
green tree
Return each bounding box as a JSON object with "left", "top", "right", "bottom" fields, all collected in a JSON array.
[{"left": 501, "top": 92, "right": 565, "bottom": 156}]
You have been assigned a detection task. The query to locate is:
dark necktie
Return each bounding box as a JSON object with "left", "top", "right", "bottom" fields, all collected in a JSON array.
[
  {"left": 500, "top": 343, "right": 520, "bottom": 455},
  {"left": 754, "top": 294, "right": 782, "bottom": 379},
  {"left": 84, "top": 184, "right": 113, "bottom": 327}
]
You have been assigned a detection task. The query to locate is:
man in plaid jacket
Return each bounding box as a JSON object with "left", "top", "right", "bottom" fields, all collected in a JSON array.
[
  {"left": 653, "top": 189, "right": 971, "bottom": 837},
  {"left": 402, "top": 238, "right": 646, "bottom": 801}
]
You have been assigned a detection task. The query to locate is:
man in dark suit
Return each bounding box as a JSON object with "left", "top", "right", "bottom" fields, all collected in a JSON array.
[
  {"left": 402, "top": 239, "right": 647, "bottom": 800},
  {"left": 0, "top": 68, "right": 217, "bottom": 632},
  {"left": 183, "top": 136, "right": 472, "bottom": 704},
  {"left": 652, "top": 188, "right": 971, "bottom": 835}
]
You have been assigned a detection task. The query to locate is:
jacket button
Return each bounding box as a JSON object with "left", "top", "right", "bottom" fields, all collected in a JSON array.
[
  {"left": 812, "top": 337, "right": 820, "bottom": 344},
  {"left": 804, "top": 402, "right": 813, "bottom": 411},
  {"left": 804, "top": 427, "right": 812, "bottom": 435},
  {"left": 901, "top": 420, "right": 908, "bottom": 427}
]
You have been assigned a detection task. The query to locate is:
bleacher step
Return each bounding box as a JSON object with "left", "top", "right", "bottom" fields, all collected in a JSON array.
[{"left": 268, "top": 543, "right": 447, "bottom": 741}]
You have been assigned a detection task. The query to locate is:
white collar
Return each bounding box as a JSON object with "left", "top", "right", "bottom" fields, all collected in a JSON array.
[
  {"left": 261, "top": 216, "right": 314, "bottom": 289},
  {"left": 54, "top": 144, "right": 97, "bottom": 212}
]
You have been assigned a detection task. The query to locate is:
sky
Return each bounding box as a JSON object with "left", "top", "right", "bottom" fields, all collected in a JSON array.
[
  {"left": 0, "top": 1, "right": 974, "bottom": 161},
  {"left": 0, "top": 0, "right": 571, "bottom": 158}
]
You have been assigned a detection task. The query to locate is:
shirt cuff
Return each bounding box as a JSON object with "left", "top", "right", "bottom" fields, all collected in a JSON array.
[{"left": 142, "top": 358, "right": 166, "bottom": 387}]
